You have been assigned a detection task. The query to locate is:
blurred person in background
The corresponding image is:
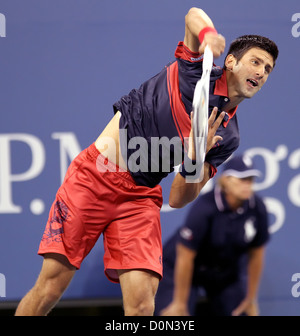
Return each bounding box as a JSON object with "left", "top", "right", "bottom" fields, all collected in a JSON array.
[{"left": 155, "top": 154, "right": 270, "bottom": 316}]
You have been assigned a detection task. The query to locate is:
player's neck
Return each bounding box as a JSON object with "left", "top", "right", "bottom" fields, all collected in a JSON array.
[
  {"left": 225, "top": 70, "right": 245, "bottom": 111},
  {"left": 223, "top": 100, "right": 241, "bottom": 113},
  {"left": 224, "top": 92, "right": 244, "bottom": 112}
]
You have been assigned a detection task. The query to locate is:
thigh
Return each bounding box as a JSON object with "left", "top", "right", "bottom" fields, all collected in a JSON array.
[{"left": 103, "top": 196, "right": 163, "bottom": 283}]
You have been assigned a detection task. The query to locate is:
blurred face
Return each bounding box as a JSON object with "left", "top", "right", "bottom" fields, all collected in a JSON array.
[
  {"left": 226, "top": 47, "right": 274, "bottom": 99},
  {"left": 223, "top": 176, "right": 254, "bottom": 202}
]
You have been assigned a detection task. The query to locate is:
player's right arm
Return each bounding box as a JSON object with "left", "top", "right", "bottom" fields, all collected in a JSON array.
[{"left": 184, "top": 7, "right": 225, "bottom": 57}]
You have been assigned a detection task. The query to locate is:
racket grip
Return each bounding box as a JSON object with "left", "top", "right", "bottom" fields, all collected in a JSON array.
[{"left": 203, "top": 46, "right": 213, "bottom": 73}]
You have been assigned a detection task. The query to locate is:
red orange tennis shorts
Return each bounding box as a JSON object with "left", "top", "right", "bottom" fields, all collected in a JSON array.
[{"left": 38, "top": 143, "right": 163, "bottom": 283}]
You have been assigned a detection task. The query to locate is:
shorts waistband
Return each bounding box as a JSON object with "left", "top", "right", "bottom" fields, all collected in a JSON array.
[
  {"left": 86, "top": 143, "right": 136, "bottom": 184},
  {"left": 86, "top": 142, "right": 102, "bottom": 161}
]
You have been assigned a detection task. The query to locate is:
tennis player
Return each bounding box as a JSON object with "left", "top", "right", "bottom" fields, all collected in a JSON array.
[{"left": 15, "top": 7, "right": 278, "bottom": 316}]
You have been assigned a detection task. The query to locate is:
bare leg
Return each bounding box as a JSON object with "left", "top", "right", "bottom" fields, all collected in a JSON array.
[
  {"left": 15, "top": 253, "right": 76, "bottom": 316},
  {"left": 118, "top": 269, "right": 160, "bottom": 316}
]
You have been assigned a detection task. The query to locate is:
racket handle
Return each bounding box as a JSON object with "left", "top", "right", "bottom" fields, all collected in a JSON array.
[{"left": 203, "top": 46, "right": 213, "bottom": 73}]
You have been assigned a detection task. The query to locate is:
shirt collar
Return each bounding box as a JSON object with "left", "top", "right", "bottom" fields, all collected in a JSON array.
[
  {"left": 213, "top": 70, "right": 238, "bottom": 127},
  {"left": 214, "top": 70, "right": 228, "bottom": 97},
  {"left": 214, "top": 185, "right": 254, "bottom": 213}
]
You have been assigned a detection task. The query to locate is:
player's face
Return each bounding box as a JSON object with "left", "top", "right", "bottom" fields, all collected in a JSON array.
[
  {"left": 225, "top": 176, "right": 254, "bottom": 201},
  {"left": 229, "top": 47, "right": 274, "bottom": 99}
]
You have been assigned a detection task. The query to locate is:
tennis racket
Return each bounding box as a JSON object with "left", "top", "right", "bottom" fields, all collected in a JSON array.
[{"left": 191, "top": 46, "right": 213, "bottom": 180}]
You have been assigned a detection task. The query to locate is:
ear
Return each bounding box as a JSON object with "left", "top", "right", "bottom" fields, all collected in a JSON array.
[{"left": 224, "top": 54, "right": 237, "bottom": 71}]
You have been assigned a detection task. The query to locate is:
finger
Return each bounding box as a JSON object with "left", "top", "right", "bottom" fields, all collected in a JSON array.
[
  {"left": 208, "top": 135, "right": 223, "bottom": 151},
  {"left": 208, "top": 107, "right": 218, "bottom": 128},
  {"left": 231, "top": 306, "right": 243, "bottom": 316},
  {"left": 212, "top": 135, "right": 223, "bottom": 145},
  {"left": 189, "top": 111, "right": 194, "bottom": 137},
  {"left": 212, "top": 45, "right": 224, "bottom": 58},
  {"left": 198, "top": 41, "right": 207, "bottom": 55},
  {"left": 205, "top": 35, "right": 226, "bottom": 58},
  {"left": 211, "top": 111, "right": 226, "bottom": 132},
  {"left": 216, "top": 34, "right": 226, "bottom": 53},
  {"left": 231, "top": 302, "right": 247, "bottom": 316},
  {"left": 214, "top": 48, "right": 225, "bottom": 58}
]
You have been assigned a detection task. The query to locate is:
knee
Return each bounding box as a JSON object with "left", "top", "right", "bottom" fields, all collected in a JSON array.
[
  {"left": 119, "top": 269, "right": 160, "bottom": 316},
  {"left": 124, "top": 296, "right": 155, "bottom": 316}
]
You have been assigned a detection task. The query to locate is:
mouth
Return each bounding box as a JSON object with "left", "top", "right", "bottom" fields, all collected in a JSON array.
[{"left": 246, "top": 78, "right": 259, "bottom": 88}]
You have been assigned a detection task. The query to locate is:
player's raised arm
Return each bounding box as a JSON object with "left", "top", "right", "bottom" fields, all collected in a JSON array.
[{"left": 184, "top": 7, "right": 225, "bottom": 58}]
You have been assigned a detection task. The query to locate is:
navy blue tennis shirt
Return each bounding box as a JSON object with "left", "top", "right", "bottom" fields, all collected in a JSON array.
[{"left": 113, "top": 42, "right": 240, "bottom": 187}]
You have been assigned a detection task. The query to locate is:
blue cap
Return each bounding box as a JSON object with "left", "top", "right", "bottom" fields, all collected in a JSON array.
[{"left": 222, "top": 155, "right": 261, "bottom": 178}]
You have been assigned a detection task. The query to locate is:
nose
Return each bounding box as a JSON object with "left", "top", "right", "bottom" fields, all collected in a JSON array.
[{"left": 256, "top": 65, "right": 265, "bottom": 78}]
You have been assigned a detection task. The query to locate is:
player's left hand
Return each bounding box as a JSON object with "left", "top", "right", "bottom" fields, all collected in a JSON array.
[
  {"left": 188, "top": 108, "right": 224, "bottom": 160},
  {"left": 206, "top": 107, "right": 225, "bottom": 153}
]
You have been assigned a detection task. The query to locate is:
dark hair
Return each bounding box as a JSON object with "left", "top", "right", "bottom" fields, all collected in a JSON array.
[{"left": 224, "top": 35, "right": 279, "bottom": 69}]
